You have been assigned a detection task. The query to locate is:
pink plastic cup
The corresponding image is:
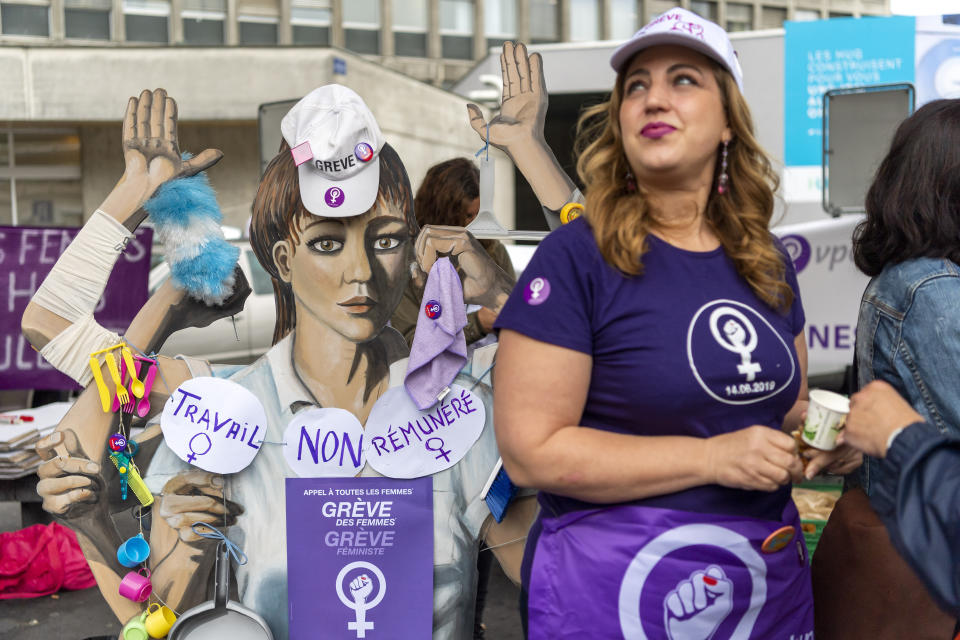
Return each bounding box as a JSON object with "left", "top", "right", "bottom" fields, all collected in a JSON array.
[{"left": 118, "top": 567, "right": 152, "bottom": 602}]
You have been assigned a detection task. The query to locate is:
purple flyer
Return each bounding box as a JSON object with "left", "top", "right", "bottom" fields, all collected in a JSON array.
[
  {"left": 0, "top": 225, "right": 152, "bottom": 390},
  {"left": 286, "top": 476, "right": 434, "bottom": 639}
]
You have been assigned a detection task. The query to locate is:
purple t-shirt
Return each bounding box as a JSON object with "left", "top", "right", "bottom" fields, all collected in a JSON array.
[{"left": 495, "top": 217, "right": 805, "bottom": 521}]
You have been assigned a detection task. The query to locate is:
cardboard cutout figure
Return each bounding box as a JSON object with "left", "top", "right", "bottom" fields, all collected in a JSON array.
[{"left": 25, "top": 87, "right": 535, "bottom": 638}]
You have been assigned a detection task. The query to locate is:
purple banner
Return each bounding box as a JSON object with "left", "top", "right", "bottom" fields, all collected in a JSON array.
[
  {"left": 527, "top": 501, "right": 814, "bottom": 640},
  {"left": 286, "top": 476, "right": 434, "bottom": 640},
  {"left": 0, "top": 225, "right": 153, "bottom": 390}
]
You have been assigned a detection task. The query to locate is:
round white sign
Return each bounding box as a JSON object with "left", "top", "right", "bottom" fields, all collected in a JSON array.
[
  {"left": 160, "top": 376, "right": 267, "bottom": 474},
  {"left": 363, "top": 384, "right": 485, "bottom": 479},
  {"left": 283, "top": 408, "right": 366, "bottom": 477}
]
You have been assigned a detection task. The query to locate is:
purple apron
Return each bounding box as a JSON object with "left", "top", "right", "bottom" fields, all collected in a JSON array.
[{"left": 527, "top": 499, "right": 813, "bottom": 640}]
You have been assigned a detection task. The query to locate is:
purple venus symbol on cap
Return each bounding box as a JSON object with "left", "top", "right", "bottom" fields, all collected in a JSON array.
[{"left": 325, "top": 187, "right": 344, "bottom": 208}]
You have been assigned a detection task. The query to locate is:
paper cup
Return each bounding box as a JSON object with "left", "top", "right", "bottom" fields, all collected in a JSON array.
[{"left": 801, "top": 389, "right": 850, "bottom": 451}]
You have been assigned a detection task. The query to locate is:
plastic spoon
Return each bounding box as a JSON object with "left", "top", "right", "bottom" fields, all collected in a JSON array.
[
  {"left": 136, "top": 361, "right": 158, "bottom": 418},
  {"left": 121, "top": 346, "right": 145, "bottom": 399}
]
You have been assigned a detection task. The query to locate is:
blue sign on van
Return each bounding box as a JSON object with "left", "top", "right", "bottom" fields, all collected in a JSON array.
[{"left": 784, "top": 16, "right": 915, "bottom": 167}]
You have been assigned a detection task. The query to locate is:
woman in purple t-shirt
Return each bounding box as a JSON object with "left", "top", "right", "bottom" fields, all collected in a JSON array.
[{"left": 468, "top": 9, "right": 862, "bottom": 640}]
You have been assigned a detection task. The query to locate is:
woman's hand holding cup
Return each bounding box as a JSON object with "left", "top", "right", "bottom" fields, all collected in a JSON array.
[{"left": 706, "top": 425, "right": 804, "bottom": 492}]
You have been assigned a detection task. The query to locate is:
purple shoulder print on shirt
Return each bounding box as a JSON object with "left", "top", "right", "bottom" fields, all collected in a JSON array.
[{"left": 524, "top": 277, "right": 551, "bottom": 305}]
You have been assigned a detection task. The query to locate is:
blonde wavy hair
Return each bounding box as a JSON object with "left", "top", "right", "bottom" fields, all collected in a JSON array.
[{"left": 574, "top": 63, "right": 792, "bottom": 312}]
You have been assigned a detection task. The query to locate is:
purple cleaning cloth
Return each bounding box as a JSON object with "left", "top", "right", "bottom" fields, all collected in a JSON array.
[{"left": 404, "top": 257, "right": 468, "bottom": 410}]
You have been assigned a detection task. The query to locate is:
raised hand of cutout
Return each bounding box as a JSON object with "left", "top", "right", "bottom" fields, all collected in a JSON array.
[
  {"left": 117, "top": 89, "right": 223, "bottom": 210},
  {"left": 664, "top": 566, "right": 733, "bottom": 640},
  {"left": 467, "top": 42, "right": 548, "bottom": 160},
  {"left": 465, "top": 41, "right": 575, "bottom": 215}
]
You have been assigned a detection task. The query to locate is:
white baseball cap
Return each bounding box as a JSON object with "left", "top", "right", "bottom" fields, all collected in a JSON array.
[
  {"left": 280, "top": 85, "right": 385, "bottom": 217},
  {"left": 610, "top": 8, "right": 744, "bottom": 91}
]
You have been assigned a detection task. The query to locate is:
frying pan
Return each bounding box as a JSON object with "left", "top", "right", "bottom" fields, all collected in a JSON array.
[{"left": 166, "top": 541, "right": 274, "bottom": 639}]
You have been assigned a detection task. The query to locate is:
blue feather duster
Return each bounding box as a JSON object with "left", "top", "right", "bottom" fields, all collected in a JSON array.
[{"left": 143, "top": 156, "right": 239, "bottom": 305}]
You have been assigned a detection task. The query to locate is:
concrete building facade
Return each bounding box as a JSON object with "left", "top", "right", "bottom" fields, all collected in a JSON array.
[{"left": 0, "top": 0, "right": 889, "bottom": 230}]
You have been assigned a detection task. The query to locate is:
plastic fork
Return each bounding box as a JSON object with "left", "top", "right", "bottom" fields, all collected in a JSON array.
[
  {"left": 105, "top": 351, "right": 129, "bottom": 407},
  {"left": 112, "top": 356, "right": 141, "bottom": 413}
]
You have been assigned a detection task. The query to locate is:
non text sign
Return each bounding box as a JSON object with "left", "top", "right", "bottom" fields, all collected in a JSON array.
[{"left": 283, "top": 407, "right": 366, "bottom": 477}]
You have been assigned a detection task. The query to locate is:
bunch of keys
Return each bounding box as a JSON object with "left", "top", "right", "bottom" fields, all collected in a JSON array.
[{"left": 108, "top": 433, "right": 154, "bottom": 507}]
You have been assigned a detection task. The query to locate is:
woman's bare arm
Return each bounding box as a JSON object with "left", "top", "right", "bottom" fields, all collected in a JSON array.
[{"left": 493, "top": 330, "right": 804, "bottom": 503}]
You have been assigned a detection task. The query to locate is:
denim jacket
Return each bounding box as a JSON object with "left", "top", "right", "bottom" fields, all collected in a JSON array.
[{"left": 856, "top": 257, "right": 960, "bottom": 494}]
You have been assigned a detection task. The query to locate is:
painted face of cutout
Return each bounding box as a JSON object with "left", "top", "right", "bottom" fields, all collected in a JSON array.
[{"left": 280, "top": 199, "right": 413, "bottom": 343}]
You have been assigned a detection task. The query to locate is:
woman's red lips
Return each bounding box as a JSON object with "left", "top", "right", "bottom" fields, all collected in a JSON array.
[{"left": 641, "top": 122, "right": 676, "bottom": 139}]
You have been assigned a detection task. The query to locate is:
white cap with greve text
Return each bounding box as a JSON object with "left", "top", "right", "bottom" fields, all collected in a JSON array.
[{"left": 281, "top": 85, "right": 385, "bottom": 218}]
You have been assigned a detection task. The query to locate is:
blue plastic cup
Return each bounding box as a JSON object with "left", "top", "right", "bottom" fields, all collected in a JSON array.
[{"left": 117, "top": 533, "right": 150, "bottom": 568}]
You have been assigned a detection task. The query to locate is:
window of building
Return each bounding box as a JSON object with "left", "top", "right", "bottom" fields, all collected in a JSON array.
[
  {"left": 793, "top": 9, "right": 821, "bottom": 21},
  {"left": 1, "top": 1, "right": 49, "bottom": 36},
  {"left": 291, "top": 0, "right": 330, "bottom": 45},
  {"left": 829, "top": 12, "right": 852, "bottom": 18},
  {"left": 689, "top": 1, "right": 717, "bottom": 22},
  {"left": 343, "top": 0, "right": 380, "bottom": 54},
  {"left": 726, "top": 3, "right": 753, "bottom": 32},
  {"left": 0, "top": 128, "right": 83, "bottom": 227},
  {"left": 182, "top": 0, "right": 225, "bottom": 44},
  {"left": 568, "top": 0, "right": 599, "bottom": 42},
  {"left": 123, "top": 0, "right": 169, "bottom": 43},
  {"left": 393, "top": 0, "right": 427, "bottom": 57},
  {"left": 609, "top": 0, "right": 637, "bottom": 41},
  {"left": 761, "top": 6, "right": 786, "bottom": 29},
  {"left": 529, "top": 0, "right": 558, "bottom": 43},
  {"left": 238, "top": 0, "right": 278, "bottom": 44},
  {"left": 484, "top": 0, "right": 515, "bottom": 50},
  {"left": 64, "top": 0, "right": 111, "bottom": 40},
  {"left": 440, "top": 0, "right": 473, "bottom": 60},
  {"left": 239, "top": 17, "right": 277, "bottom": 43}
]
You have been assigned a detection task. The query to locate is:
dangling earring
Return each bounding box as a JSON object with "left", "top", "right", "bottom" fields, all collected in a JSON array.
[
  {"left": 717, "top": 140, "right": 730, "bottom": 195},
  {"left": 624, "top": 167, "right": 637, "bottom": 194}
]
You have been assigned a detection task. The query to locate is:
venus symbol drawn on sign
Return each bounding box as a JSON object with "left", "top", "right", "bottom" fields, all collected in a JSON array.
[
  {"left": 187, "top": 433, "right": 212, "bottom": 464},
  {"left": 425, "top": 437, "right": 451, "bottom": 462},
  {"left": 709, "top": 307, "right": 761, "bottom": 381}
]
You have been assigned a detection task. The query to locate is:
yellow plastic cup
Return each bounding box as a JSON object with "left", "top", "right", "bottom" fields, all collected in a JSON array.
[{"left": 144, "top": 603, "right": 177, "bottom": 638}]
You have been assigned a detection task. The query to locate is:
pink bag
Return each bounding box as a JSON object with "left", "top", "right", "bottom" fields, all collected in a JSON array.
[{"left": 0, "top": 522, "right": 96, "bottom": 598}]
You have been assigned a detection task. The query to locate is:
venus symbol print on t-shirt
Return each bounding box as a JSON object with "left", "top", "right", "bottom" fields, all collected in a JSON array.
[{"left": 686, "top": 299, "right": 795, "bottom": 406}]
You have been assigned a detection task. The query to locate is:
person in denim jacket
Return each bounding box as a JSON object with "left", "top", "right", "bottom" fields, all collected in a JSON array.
[{"left": 853, "top": 99, "right": 960, "bottom": 496}]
